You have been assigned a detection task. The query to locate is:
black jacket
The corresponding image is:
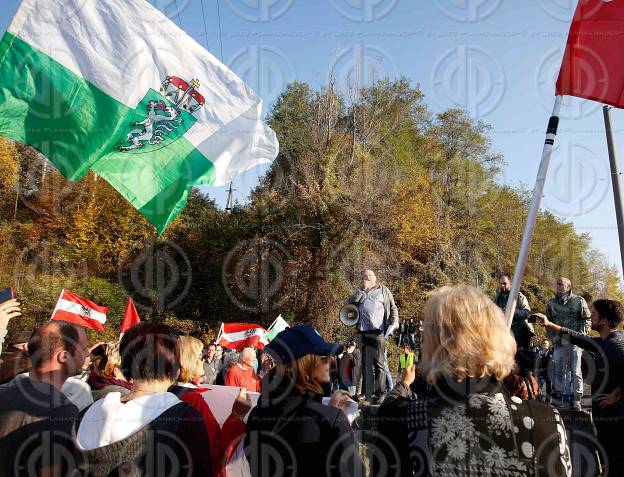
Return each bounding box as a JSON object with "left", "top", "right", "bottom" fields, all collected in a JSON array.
[
  {"left": 560, "top": 328, "right": 624, "bottom": 416},
  {"left": 0, "top": 378, "right": 78, "bottom": 477},
  {"left": 245, "top": 374, "right": 364, "bottom": 477}
]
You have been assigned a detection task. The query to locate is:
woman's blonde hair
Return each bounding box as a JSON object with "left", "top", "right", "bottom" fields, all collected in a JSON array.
[
  {"left": 283, "top": 354, "right": 325, "bottom": 395},
  {"left": 178, "top": 335, "right": 204, "bottom": 383},
  {"left": 419, "top": 285, "right": 516, "bottom": 383},
  {"left": 103, "top": 341, "right": 122, "bottom": 378}
]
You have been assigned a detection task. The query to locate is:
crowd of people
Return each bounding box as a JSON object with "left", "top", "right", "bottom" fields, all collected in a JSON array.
[{"left": 0, "top": 272, "right": 621, "bottom": 476}]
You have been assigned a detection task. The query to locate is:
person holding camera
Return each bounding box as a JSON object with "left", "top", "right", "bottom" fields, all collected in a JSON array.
[
  {"left": 348, "top": 269, "right": 398, "bottom": 404},
  {"left": 533, "top": 300, "right": 624, "bottom": 474}
]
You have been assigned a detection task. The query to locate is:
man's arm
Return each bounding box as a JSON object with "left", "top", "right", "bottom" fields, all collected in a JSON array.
[
  {"left": 348, "top": 289, "right": 364, "bottom": 305},
  {"left": 385, "top": 288, "right": 399, "bottom": 338},
  {"left": 580, "top": 297, "right": 591, "bottom": 326},
  {"left": 533, "top": 313, "right": 595, "bottom": 351}
]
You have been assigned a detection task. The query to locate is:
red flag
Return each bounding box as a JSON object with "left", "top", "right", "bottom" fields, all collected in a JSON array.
[
  {"left": 556, "top": 0, "right": 624, "bottom": 107},
  {"left": 51, "top": 290, "right": 108, "bottom": 331},
  {"left": 120, "top": 297, "right": 140, "bottom": 333},
  {"left": 217, "top": 322, "right": 266, "bottom": 350}
]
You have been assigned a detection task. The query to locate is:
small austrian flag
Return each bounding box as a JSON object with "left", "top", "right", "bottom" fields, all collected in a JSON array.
[
  {"left": 217, "top": 323, "right": 266, "bottom": 350},
  {"left": 51, "top": 290, "right": 108, "bottom": 331}
]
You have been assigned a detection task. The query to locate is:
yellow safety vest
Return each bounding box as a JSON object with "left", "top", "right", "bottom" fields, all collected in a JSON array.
[{"left": 399, "top": 352, "right": 414, "bottom": 369}]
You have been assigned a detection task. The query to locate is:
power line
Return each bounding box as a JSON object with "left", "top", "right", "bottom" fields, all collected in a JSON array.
[
  {"left": 173, "top": 0, "right": 183, "bottom": 29},
  {"left": 216, "top": 0, "right": 224, "bottom": 62},
  {"left": 199, "top": 0, "right": 210, "bottom": 50}
]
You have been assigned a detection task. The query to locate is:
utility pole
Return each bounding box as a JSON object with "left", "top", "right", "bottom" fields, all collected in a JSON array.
[{"left": 225, "top": 181, "right": 235, "bottom": 213}]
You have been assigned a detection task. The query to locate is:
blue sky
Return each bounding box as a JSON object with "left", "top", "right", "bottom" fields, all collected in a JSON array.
[{"left": 1, "top": 0, "right": 623, "bottom": 272}]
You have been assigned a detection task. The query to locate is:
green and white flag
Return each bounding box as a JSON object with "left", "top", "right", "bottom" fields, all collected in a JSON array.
[
  {"left": 260, "top": 314, "right": 289, "bottom": 345},
  {"left": 0, "top": 0, "right": 278, "bottom": 233}
]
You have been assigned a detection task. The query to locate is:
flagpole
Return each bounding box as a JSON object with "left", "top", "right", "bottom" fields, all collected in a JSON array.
[
  {"left": 50, "top": 289, "right": 64, "bottom": 320},
  {"left": 602, "top": 106, "right": 624, "bottom": 275},
  {"left": 215, "top": 322, "right": 224, "bottom": 343},
  {"left": 505, "top": 96, "right": 563, "bottom": 328}
]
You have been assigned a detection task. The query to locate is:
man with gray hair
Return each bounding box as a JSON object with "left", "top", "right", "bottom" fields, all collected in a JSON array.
[
  {"left": 348, "top": 269, "right": 398, "bottom": 404},
  {"left": 546, "top": 276, "right": 590, "bottom": 410}
]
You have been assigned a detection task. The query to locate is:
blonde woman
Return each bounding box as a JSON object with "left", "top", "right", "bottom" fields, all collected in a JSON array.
[
  {"left": 169, "top": 335, "right": 251, "bottom": 477},
  {"left": 87, "top": 341, "right": 132, "bottom": 400},
  {"left": 377, "top": 285, "right": 572, "bottom": 477},
  {"left": 244, "top": 325, "right": 364, "bottom": 477}
]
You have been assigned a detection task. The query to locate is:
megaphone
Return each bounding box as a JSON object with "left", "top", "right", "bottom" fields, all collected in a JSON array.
[{"left": 339, "top": 304, "right": 359, "bottom": 327}]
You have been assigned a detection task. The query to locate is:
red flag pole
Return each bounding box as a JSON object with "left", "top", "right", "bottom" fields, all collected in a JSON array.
[{"left": 505, "top": 96, "right": 563, "bottom": 329}]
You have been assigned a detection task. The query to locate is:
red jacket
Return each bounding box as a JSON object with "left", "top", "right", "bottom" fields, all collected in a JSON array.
[
  {"left": 224, "top": 364, "right": 260, "bottom": 392},
  {"left": 170, "top": 385, "right": 246, "bottom": 477}
]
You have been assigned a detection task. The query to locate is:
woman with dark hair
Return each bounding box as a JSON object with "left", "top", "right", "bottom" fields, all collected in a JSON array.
[
  {"left": 244, "top": 325, "right": 364, "bottom": 477},
  {"left": 170, "top": 335, "right": 251, "bottom": 477},
  {"left": 73, "top": 322, "right": 212, "bottom": 476},
  {"left": 377, "top": 285, "right": 572, "bottom": 477}
]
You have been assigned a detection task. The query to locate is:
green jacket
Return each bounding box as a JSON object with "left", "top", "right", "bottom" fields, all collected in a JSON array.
[{"left": 546, "top": 292, "right": 590, "bottom": 341}]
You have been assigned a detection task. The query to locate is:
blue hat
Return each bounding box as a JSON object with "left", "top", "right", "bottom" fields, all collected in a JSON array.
[{"left": 266, "top": 325, "right": 343, "bottom": 364}]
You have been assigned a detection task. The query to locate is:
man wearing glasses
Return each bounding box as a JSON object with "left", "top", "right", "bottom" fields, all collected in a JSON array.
[{"left": 546, "top": 277, "right": 590, "bottom": 410}]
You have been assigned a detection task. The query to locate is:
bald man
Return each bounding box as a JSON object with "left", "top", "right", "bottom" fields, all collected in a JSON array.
[
  {"left": 546, "top": 277, "right": 590, "bottom": 410},
  {"left": 0, "top": 321, "right": 89, "bottom": 476},
  {"left": 225, "top": 346, "right": 260, "bottom": 392},
  {"left": 348, "top": 269, "right": 398, "bottom": 404}
]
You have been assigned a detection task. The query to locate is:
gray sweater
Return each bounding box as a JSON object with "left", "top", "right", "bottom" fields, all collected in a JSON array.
[{"left": 349, "top": 284, "right": 399, "bottom": 335}]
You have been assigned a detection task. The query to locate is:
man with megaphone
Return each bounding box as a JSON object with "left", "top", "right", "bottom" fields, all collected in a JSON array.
[{"left": 347, "top": 269, "right": 398, "bottom": 404}]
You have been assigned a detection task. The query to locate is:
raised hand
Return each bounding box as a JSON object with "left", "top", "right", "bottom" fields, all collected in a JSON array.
[
  {"left": 0, "top": 299, "right": 21, "bottom": 327},
  {"left": 400, "top": 364, "right": 418, "bottom": 387},
  {"left": 231, "top": 387, "right": 252, "bottom": 419}
]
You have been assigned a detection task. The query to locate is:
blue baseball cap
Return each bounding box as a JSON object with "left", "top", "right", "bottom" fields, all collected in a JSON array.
[{"left": 266, "top": 325, "right": 343, "bottom": 364}]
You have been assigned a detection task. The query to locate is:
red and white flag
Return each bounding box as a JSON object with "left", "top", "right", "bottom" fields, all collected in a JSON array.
[
  {"left": 120, "top": 297, "right": 140, "bottom": 333},
  {"left": 216, "top": 323, "right": 266, "bottom": 350},
  {"left": 556, "top": 0, "right": 624, "bottom": 107},
  {"left": 51, "top": 290, "right": 108, "bottom": 331}
]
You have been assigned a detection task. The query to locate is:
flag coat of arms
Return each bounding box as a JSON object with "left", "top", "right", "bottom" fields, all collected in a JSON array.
[
  {"left": 217, "top": 323, "right": 266, "bottom": 350},
  {"left": 0, "top": 0, "right": 278, "bottom": 233},
  {"left": 51, "top": 290, "right": 108, "bottom": 331}
]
